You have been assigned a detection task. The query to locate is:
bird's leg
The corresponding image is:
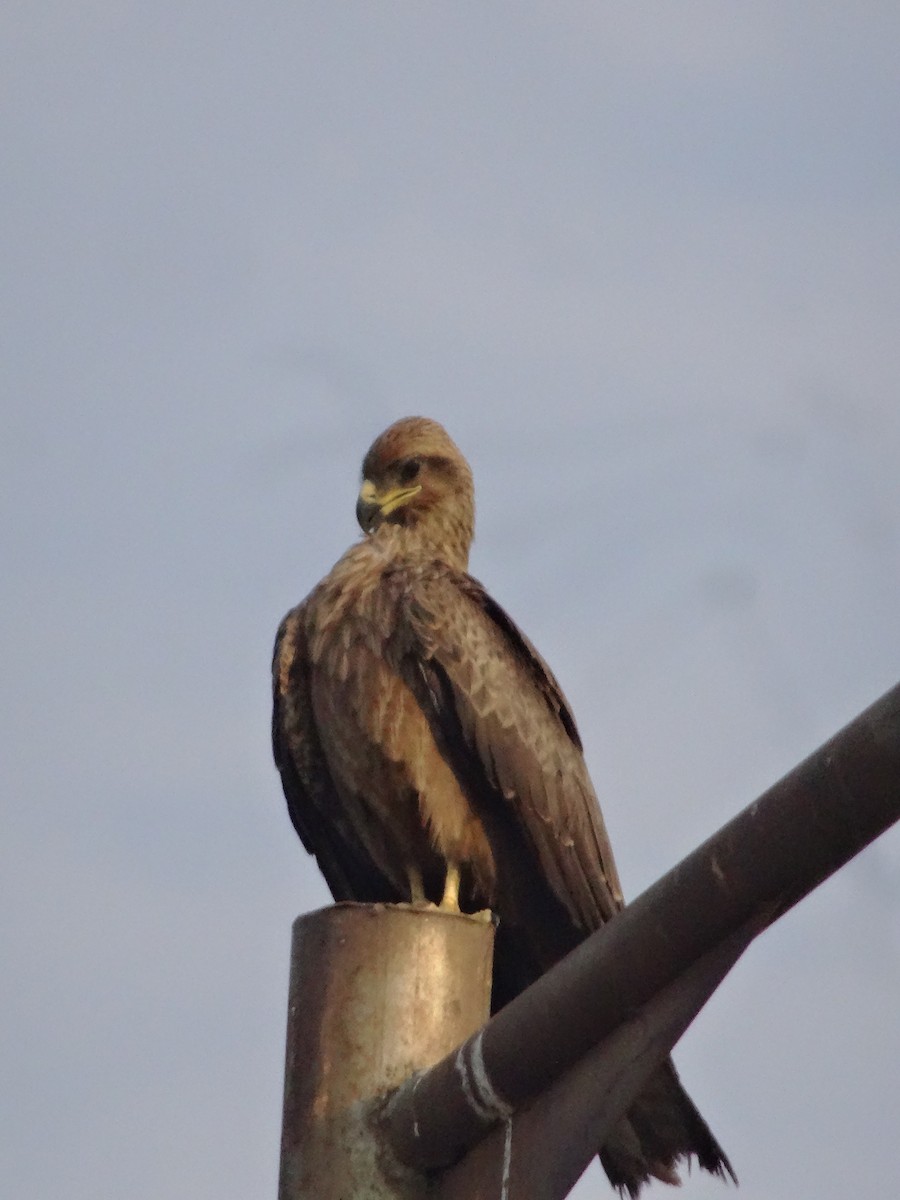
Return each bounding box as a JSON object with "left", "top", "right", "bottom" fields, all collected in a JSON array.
[
  {"left": 442, "top": 861, "right": 493, "bottom": 924},
  {"left": 406, "top": 864, "right": 427, "bottom": 906},
  {"left": 439, "top": 861, "right": 461, "bottom": 912},
  {"left": 403, "top": 861, "right": 491, "bottom": 923}
]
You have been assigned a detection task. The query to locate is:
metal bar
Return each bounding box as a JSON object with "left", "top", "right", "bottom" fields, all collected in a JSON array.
[
  {"left": 278, "top": 902, "right": 494, "bottom": 1200},
  {"left": 436, "top": 924, "right": 756, "bottom": 1200},
  {"left": 379, "top": 679, "right": 900, "bottom": 1172}
]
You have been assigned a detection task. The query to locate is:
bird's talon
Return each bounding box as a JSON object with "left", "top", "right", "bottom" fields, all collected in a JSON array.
[{"left": 469, "top": 907, "right": 494, "bottom": 924}]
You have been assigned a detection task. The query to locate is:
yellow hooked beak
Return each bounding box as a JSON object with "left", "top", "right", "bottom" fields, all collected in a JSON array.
[{"left": 356, "top": 479, "right": 422, "bottom": 532}]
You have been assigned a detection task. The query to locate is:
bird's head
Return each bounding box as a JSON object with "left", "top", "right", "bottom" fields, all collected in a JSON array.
[{"left": 356, "top": 417, "right": 475, "bottom": 568}]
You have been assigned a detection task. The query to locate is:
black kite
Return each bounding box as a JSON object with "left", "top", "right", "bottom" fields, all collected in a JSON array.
[{"left": 272, "top": 416, "right": 733, "bottom": 1195}]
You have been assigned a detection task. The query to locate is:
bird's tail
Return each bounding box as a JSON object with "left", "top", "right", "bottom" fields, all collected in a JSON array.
[{"left": 598, "top": 1058, "right": 735, "bottom": 1198}]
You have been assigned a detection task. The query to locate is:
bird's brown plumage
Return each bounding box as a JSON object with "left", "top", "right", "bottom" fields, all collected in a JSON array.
[{"left": 272, "top": 416, "right": 734, "bottom": 1196}]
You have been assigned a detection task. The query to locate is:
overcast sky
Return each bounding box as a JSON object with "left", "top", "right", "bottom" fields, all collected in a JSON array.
[{"left": 3, "top": 5, "right": 900, "bottom": 1199}]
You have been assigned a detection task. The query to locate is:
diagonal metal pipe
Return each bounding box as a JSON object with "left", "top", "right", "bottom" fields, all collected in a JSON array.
[
  {"left": 377, "top": 680, "right": 900, "bottom": 1173},
  {"left": 436, "top": 924, "right": 756, "bottom": 1200}
]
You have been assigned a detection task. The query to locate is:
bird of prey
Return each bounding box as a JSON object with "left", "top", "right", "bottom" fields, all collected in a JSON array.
[{"left": 272, "top": 416, "right": 733, "bottom": 1196}]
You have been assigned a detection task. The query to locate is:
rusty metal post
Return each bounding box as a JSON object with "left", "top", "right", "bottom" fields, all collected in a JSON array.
[{"left": 278, "top": 901, "right": 494, "bottom": 1200}]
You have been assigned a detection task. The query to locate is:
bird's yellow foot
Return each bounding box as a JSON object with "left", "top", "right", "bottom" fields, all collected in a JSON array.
[
  {"left": 439, "top": 862, "right": 494, "bottom": 923},
  {"left": 406, "top": 864, "right": 428, "bottom": 906},
  {"left": 439, "top": 861, "right": 461, "bottom": 912},
  {"left": 465, "top": 907, "right": 495, "bottom": 924}
]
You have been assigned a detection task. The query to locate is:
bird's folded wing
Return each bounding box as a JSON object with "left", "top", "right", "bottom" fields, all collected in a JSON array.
[
  {"left": 272, "top": 604, "right": 400, "bottom": 902},
  {"left": 391, "top": 567, "right": 624, "bottom": 930}
]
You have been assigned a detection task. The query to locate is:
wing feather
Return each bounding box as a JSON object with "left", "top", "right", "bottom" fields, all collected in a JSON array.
[
  {"left": 392, "top": 565, "right": 623, "bottom": 932},
  {"left": 272, "top": 605, "right": 400, "bottom": 903}
]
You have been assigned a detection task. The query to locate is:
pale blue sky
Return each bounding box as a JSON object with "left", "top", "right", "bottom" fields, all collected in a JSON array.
[{"left": 3, "top": 5, "right": 900, "bottom": 1198}]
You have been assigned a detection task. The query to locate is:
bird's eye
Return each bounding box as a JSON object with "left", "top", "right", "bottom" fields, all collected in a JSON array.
[{"left": 399, "top": 458, "right": 421, "bottom": 485}]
